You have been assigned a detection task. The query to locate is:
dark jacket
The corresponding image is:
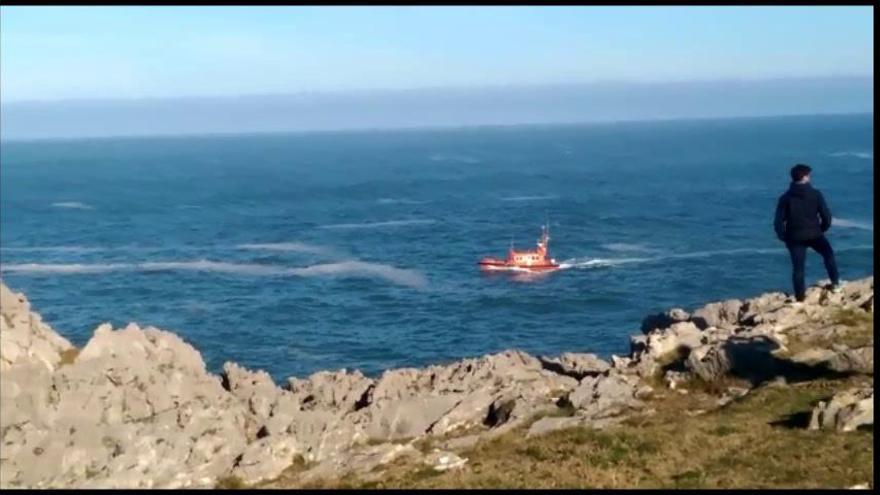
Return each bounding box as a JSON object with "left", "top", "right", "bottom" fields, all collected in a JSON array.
[{"left": 774, "top": 182, "right": 832, "bottom": 242}]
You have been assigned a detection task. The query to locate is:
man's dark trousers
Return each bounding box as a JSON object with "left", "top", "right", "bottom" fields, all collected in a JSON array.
[{"left": 785, "top": 235, "right": 839, "bottom": 301}]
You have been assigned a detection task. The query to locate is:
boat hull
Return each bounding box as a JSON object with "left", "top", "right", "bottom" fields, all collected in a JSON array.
[{"left": 478, "top": 259, "right": 561, "bottom": 272}]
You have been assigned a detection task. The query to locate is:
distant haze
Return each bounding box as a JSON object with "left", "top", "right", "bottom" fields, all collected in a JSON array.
[{"left": 0, "top": 77, "right": 873, "bottom": 141}]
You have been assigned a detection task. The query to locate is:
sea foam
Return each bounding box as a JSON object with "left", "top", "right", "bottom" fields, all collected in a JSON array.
[{"left": 51, "top": 202, "right": 93, "bottom": 210}]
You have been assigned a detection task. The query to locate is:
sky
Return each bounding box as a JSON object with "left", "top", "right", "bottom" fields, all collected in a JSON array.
[
  {"left": 0, "top": 6, "right": 874, "bottom": 102},
  {"left": 0, "top": 6, "right": 873, "bottom": 139}
]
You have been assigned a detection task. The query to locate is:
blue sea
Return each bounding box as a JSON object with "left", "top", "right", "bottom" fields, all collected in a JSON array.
[{"left": 0, "top": 114, "right": 873, "bottom": 382}]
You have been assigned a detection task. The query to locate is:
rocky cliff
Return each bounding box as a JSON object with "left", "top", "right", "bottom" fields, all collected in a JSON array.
[{"left": 0, "top": 277, "right": 873, "bottom": 488}]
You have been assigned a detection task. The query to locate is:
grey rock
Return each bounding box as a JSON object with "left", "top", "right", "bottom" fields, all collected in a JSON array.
[
  {"left": 526, "top": 416, "right": 582, "bottom": 437},
  {"left": 423, "top": 450, "right": 467, "bottom": 471},
  {"left": 640, "top": 308, "right": 691, "bottom": 333},
  {"left": 809, "top": 386, "right": 874, "bottom": 432},
  {"left": 539, "top": 352, "right": 610, "bottom": 379},
  {"left": 690, "top": 299, "right": 743, "bottom": 330}
]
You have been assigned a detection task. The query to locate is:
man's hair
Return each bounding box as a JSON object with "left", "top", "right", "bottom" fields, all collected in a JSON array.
[{"left": 790, "top": 163, "right": 812, "bottom": 182}]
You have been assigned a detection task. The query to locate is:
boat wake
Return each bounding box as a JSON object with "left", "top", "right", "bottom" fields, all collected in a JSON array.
[{"left": 559, "top": 244, "right": 874, "bottom": 270}]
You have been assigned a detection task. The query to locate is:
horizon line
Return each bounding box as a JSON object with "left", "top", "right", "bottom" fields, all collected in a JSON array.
[
  {"left": 1, "top": 74, "right": 873, "bottom": 106},
  {"left": 0, "top": 110, "right": 872, "bottom": 145}
]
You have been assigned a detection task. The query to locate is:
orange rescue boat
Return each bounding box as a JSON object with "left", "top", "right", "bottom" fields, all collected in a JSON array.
[{"left": 478, "top": 224, "right": 561, "bottom": 272}]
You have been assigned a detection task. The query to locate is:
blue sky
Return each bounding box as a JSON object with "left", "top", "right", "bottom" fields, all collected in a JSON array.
[{"left": 0, "top": 6, "right": 873, "bottom": 102}]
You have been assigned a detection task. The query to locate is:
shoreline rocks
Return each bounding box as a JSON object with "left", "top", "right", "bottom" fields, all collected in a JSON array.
[{"left": 0, "top": 276, "right": 873, "bottom": 488}]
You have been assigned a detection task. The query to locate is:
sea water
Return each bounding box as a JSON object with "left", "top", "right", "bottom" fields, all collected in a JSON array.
[{"left": 0, "top": 113, "right": 873, "bottom": 382}]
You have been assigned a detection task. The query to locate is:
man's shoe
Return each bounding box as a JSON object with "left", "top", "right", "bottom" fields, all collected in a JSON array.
[{"left": 830, "top": 283, "right": 843, "bottom": 294}]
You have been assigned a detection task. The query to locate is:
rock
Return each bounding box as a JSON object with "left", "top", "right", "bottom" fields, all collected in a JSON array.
[
  {"left": 231, "top": 436, "right": 301, "bottom": 485},
  {"left": 0, "top": 283, "right": 74, "bottom": 372},
  {"left": 827, "top": 347, "right": 874, "bottom": 375},
  {"left": 0, "top": 276, "right": 874, "bottom": 488},
  {"left": 630, "top": 321, "right": 704, "bottom": 377},
  {"left": 1, "top": 318, "right": 251, "bottom": 488},
  {"left": 567, "top": 374, "right": 643, "bottom": 421},
  {"left": 738, "top": 291, "right": 789, "bottom": 325},
  {"left": 423, "top": 450, "right": 467, "bottom": 471},
  {"left": 790, "top": 348, "right": 838, "bottom": 366},
  {"left": 286, "top": 369, "right": 374, "bottom": 413},
  {"left": 686, "top": 344, "right": 731, "bottom": 382},
  {"left": 299, "top": 442, "right": 419, "bottom": 482},
  {"left": 809, "top": 386, "right": 873, "bottom": 432},
  {"left": 427, "top": 388, "right": 497, "bottom": 436},
  {"left": 222, "top": 362, "right": 282, "bottom": 439},
  {"left": 690, "top": 299, "right": 743, "bottom": 330},
  {"left": 664, "top": 370, "right": 691, "bottom": 389},
  {"left": 526, "top": 416, "right": 582, "bottom": 437},
  {"left": 640, "top": 308, "right": 691, "bottom": 333},
  {"left": 539, "top": 352, "right": 610, "bottom": 379},
  {"left": 362, "top": 395, "right": 461, "bottom": 441}
]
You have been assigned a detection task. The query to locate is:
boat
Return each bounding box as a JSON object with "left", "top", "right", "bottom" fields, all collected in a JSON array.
[{"left": 478, "top": 224, "right": 561, "bottom": 272}]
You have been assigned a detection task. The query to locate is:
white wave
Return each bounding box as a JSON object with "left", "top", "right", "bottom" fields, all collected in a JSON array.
[
  {"left": 500, "top": 195, "right": 558, "bottom": 202},
  {"left": 0, "top": 246, "right": 104, "bottom": 253},
  {"left": 236, "top": 242, "right": 331, "bottom": 254},
  {"left": 0, "top": 259, "right": 427, "bottom": 288},
  {"left": 139, "top": 261, "right": 283, "bottom": 276},
  {"left": 52, "top": 201, "right": 93, "bottom": 210},
  {"left": 601, "top": 243, "right": 658, "bottom": 253},
  {"left": 287, "top": 261, "right": 427, "bottom": 288},
  {"left": 376, "top": 198, "right": 427, "bottom": 205},
  {"left": 318, "top": 219, "right": 436, "bottom": 229},
  {"left": 828, "top": 151, "right": 873, "bottom": 159},
  {"left": 428, "top": 154, "right": 481, "bottom": 164},
  {"left": 835, "top": 218, "right": 873, "bottom": 231},
  {"left": 0, "top": 263, "right": 128, "bottom": 274}
]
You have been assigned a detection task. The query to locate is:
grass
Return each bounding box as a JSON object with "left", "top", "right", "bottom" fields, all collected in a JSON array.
[{"left": 273, "top": 375, "right": 873, "bottom": 489}]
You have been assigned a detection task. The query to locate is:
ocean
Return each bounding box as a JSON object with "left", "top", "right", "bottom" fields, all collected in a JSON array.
[{"left": 0, "top": 113, "right": 873, "bottom": 382}]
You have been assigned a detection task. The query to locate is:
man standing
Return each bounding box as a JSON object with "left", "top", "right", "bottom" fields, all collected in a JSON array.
[{"left": 774, "top": 163, "right": 841, "bottom": 303}]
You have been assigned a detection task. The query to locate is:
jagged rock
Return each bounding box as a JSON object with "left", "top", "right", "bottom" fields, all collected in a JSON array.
[
  {"left": 640, "top": 308, "right": 691, "bottom": 333},
  {"left": 539, "top": 352, "right": 610, "bottom": 379},
  {"left": 686, "top": 344, "right": 732, "bottom": 382},
  {"left": 809, "top": 386, "right": 874, "bottom": 432},
  {"left": 1, "top": 318, "right": 251, "bottom": 488},
  {"left": 0, "top": 283, "right": 74, "bottom": 372},
  {"left": 690, "top": 299, "right": 743, "bottom": 330},
  {"left": 286, "top": 369, "right": 374, "bottom": 412},
  {"left": 222, "top": 362, "right": 281, "bottom": 440}
]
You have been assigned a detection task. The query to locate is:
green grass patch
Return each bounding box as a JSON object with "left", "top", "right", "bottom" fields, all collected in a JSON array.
[{"left": 273, "top": 376, "right": 873, "bottom": 489}]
